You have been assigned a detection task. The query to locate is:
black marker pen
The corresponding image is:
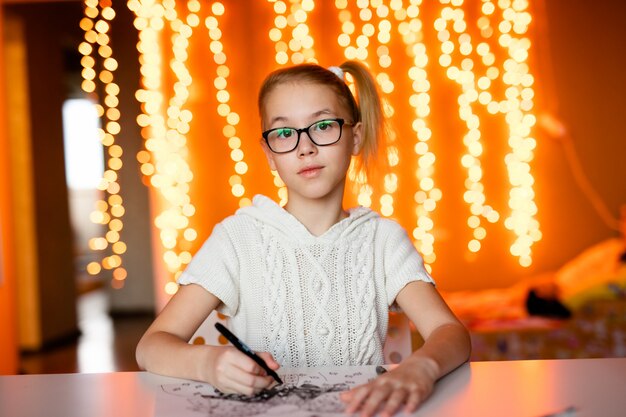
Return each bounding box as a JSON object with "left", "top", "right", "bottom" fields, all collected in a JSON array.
[{"left": 214, "top": 322, "right": 283, "bottom": 385}]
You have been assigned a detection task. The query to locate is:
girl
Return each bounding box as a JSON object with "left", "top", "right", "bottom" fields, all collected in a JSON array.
[{"left": 136, "top": 60, "right": 471, "bottom": 417}]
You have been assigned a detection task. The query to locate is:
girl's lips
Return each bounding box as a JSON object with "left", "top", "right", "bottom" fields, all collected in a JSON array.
[{"left": 298, "top": 166, "right": 323, "bottom": 177}]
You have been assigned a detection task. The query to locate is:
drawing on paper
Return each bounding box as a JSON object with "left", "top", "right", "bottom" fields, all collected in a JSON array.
[{"left": 155, "top": 367, "right": 377, "bottom": 417}]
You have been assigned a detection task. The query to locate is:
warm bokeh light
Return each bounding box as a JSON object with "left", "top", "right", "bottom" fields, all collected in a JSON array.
[
  {"left": 402, "top": 0, "right": 439, "bottom": 269},
  {"left": 435, "top": 0, "right": 540, "bottom": 266},
  {"left": 126, "top": 0, "right": 201, "bottom": 293},
  {"left": 205, "top": 5, "right": 252, "bottom": 209},
  {"left": 268, "top": 0, "right": 316, "bottom": 66},
  {"left": 80, "top": 0, "right": 128, "bottom": 288}
]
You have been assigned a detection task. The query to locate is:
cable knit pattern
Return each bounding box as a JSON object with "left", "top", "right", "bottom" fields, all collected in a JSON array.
[
  {"left": 351, "top": 220, "right": 378, "bottom": 364},
  {"left": 178, "top": 195, "right": 434, "bottom": 367},
  {"left": 261, "top": 224, "right": 293, "bottom": 366}
]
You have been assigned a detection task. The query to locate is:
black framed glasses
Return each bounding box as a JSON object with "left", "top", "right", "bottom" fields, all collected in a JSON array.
[{"left": 262, "top": 118, "right": 349, "bottom": 154}]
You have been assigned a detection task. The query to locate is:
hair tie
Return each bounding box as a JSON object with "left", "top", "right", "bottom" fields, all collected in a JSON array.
[{"left": 328, "top": 66, "right": 344, "bottom": 81}]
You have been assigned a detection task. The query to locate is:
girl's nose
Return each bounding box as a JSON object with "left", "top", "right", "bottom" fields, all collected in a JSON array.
[{"left": 297, "top": 132, "right": 318, "bottom": 157}]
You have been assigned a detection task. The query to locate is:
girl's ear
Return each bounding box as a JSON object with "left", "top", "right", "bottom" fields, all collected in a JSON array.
[
  {"left": 261, "top": 139, "right": 278, "bottom": 171},
  {"left": 351, "top": 121, "right": 363, "bottom": 156}
]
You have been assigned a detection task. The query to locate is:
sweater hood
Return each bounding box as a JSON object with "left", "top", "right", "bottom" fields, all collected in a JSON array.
[{"left": 236, "top": 194, "right": 379, "bottom": 243}]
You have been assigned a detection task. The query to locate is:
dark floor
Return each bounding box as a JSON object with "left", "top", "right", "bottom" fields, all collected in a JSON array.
[{"left": 19, "top": 289, "right": 154, "bottom": 375}]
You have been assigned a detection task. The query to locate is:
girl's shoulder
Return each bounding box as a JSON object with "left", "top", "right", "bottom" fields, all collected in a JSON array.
[
  {"left": 365, "top": 214, "right": 415, "bottom": 248},
  {"left": 214, "top": 194, "right": 287, "bottom": 237},
  {"left": 214, "top": 210, "right": 262, "bottom": 239},
  {"left": 368, "top": 213, "right": 407, "bottom": 233},
  {"left": 338, "top": 206, "right": 412, "bottom": 248}
]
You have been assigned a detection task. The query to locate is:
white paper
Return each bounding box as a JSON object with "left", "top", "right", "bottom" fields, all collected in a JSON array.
[{"left": 154, "top": 365, "right": 378, "bottom": 417}]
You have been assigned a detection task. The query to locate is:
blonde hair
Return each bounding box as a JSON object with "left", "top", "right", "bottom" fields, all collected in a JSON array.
[{"left": 258, "top": 60, "right": 385, "bottom": 176}]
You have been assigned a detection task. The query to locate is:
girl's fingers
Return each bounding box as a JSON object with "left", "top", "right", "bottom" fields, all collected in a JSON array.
[
  {"left": 343, "top": 374, "right": 427, "bottom": 417},
  {"left": 403, "top": 390, "right": 424, "bottom": 415},
  {"left": 357, "top": 384, "right": 393, "bottom": 417},
  {"left": 221, "top": 379, "right": 260, "bottom": 396},
  {"left": 256, "top": 352, "right": 280, "bottom": 370},
  {"left": 219, "top": 370, "right": 275, "bottom": 395},
  {"left": 231, "top": 362, "right": 275, "bottom": 388},
  {"left": 343, "top": 385, "right": 372, "bottom": 414},
  {"left": 227, "top": 350, "right": 270, "bottom": 377},
  {"left": 216, "top": 350, "right": 275, "bottom": 393},
  {"left": 379, "top": 388, "right": 408, "bottom": 417},
  {"left": 339, "top": 390, "right": 353, "bottom": 402},
  {"left": 238, "top": 374, "right": 275, "bottom": 393}
]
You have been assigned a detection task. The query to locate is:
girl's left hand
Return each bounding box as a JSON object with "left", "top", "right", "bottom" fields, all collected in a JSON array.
[{"left": 339, "top": 357, "right": 439, "bottom": 417}]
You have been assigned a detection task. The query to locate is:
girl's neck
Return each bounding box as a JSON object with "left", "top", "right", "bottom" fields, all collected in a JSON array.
[{"left": 284, "top": 194, "right": 348, "bottom": 237}]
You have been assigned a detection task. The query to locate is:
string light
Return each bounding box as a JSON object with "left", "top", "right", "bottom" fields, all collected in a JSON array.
[
  {"left": 436, "top": 0, "right": 539, "bottom": 266},
  {"left": 498, "top": 0, "right": 540, "bottom": 267},
  {"left": 79, "top": 0, "right": 128, "bottom": 288},
  {"left": 370, "top": 1, "right": 399, "bottom": 220},
  {"left": 127, "top": 0, "right": 198, "bottom": 293},
  {"left": 396, "top": 0, "right": 439, "bottom": 270},
  {"left": 268, "top": 0, "right": 316, "bottom": 65},
  {"left": 205, "top": 2, "right": 251, "bottom": 208},
  {"left": 436, "top": 1, "right": 495, "bottom": 257}
]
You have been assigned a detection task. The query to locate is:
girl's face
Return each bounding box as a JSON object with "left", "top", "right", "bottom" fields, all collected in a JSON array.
[{"left": 261, "top": 82, "right": 362, "bottom": 205}]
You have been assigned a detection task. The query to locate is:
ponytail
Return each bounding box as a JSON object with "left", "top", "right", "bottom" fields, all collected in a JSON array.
[{"left": 338, "top": 60, "right": 385, "bottom": 176}]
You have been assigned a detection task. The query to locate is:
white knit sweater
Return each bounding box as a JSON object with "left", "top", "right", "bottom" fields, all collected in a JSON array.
[{"left": 178, "top": 194, "right": 433, "bottom": 367}]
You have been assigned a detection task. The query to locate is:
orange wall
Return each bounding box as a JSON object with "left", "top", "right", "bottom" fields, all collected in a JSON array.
[{"left": 0, "top": 2, "right": 19, "bottom": 375}]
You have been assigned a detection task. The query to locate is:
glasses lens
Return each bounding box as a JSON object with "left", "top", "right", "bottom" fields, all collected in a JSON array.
[
  {"left": 267, "top": 128, "right": 297, "bottom": 153},
  {"left": 309, "top": 119, "right": 341, "bottom": 145}
]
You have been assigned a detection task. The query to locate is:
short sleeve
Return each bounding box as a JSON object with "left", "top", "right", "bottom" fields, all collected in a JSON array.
[
  {"left": 382, "top": 220, "right": 435, "bottom": 306},
  {"left": 177, "top": 223, "right": 240, "bottom": 316}
]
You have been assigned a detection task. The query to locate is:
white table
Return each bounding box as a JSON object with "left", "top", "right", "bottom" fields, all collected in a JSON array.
[{"left": 1, "top": 358, "right": 625, "bottom": 417}]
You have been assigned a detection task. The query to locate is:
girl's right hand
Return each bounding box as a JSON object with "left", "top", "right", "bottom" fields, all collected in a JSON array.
[{"left": 206, "top": 346, "right": 280, "bottom": 395}]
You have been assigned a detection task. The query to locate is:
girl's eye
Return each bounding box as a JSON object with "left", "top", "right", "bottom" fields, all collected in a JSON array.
[
  {"left": 314, "top": 121, "right": 333, "bottom": 131},
  {"left": 275, "top": 128, "right": 294, "bottom": 139}
]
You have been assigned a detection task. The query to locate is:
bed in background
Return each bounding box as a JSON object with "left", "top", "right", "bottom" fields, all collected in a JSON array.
[{"left": 436, "top": 236, "right": 626, "bottom": 361}]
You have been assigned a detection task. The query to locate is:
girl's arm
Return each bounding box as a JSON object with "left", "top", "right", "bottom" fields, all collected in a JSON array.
[
  {"left": 136, "top": 283, "right": 279, "bottom": 394},
  {"left": 341, "top": 280, "right": 471, "bottom": 417},
  {"left": 396, "top": 280, "right": 471, "bottom": 378}
]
